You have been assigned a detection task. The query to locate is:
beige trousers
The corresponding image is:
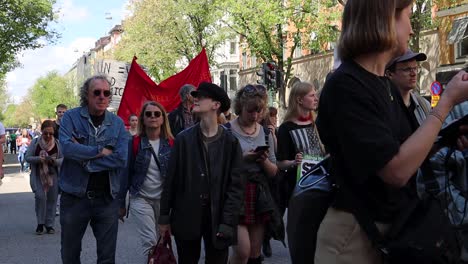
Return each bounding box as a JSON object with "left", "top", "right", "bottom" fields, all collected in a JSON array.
[{"left": 315, "top": 208, "right": 390, "bottom": 264}]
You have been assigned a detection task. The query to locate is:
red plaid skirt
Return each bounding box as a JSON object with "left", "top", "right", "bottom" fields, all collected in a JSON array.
[{"left": 240, "top": 182, "right": 271, "bottom": 225}]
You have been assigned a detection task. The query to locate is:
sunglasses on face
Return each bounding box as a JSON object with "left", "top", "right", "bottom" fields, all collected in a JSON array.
[
  {"left": 93, "top": 89, "right": 112, "bottom": 97},
  {"left": 145, "top": 111, "right": 162, "bottom": 118}
]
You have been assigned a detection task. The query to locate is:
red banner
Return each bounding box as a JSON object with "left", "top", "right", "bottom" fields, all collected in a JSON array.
[{"left": 117, "top": 48, "right": 212, "bottom": 125}]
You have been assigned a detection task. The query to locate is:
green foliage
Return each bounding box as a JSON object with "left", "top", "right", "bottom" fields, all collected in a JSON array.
[
  {"left": 0, "top": 0, "right": 59, "bottom": 74},
  {"left": 29, "top": 71, "right": 78, "bottom": 119},
  {"left": 114, "top": 0, "right": 232, "bottom": 82},
  {"left": 221, "top": 0, "right": 340, "bottom": 107},
  {"left": 2, "top": 104, "right": 17, "bottom": 127}
]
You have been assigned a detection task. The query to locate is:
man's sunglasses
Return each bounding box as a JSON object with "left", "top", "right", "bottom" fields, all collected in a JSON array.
[
  {"left": 93, "top": 90, "right": 112, "bottom": 97},
  {"left": 145, "top": 111, "right": 162, "bottom": 118}
]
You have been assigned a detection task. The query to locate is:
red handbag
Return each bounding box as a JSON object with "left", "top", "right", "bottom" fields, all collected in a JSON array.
[{"left": 148, "top": 233, "right": 177, "bottom": 264}]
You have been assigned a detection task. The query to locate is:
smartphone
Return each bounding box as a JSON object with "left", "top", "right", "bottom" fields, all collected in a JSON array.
[{"left": 254, "top": 145, "right": 269, "bottom": 153}]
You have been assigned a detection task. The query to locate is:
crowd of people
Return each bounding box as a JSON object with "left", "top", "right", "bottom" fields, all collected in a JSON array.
[{"left": 2, "top": 0, "right": 468, "bottom": 263}]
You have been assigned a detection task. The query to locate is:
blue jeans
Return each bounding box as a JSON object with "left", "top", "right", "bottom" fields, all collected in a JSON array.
[{"left": 60, "top": 192, "right": 119, "bottom": 264}]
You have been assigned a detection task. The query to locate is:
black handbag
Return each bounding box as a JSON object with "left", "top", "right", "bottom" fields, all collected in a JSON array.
[
  {"left": 343, "top": 160, "right": 460, "bottom": 264},
  {"left": 287, "top": 157, "right": 335, "bottom": 264}
]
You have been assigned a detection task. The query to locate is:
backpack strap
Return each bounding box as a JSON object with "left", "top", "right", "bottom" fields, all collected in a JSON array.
[
  {"left": 132, "top": 135, "right": 141, "bottom": 157},
  {"left": 415, "top": 93, "right": 431, "bottom": 116},
  {"left": 263, "top": 125, "right": 270, "bottom": 146}
]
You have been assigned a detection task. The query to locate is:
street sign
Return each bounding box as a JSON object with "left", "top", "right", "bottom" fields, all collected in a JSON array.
[
  {"left": 431, "top": 95, "right": 440, "bottom": 107},
  {"left": 430, "top": 81, "right": 442, "bottom": 95}
]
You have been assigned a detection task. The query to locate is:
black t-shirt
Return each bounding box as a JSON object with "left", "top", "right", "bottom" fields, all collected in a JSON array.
[
  {"left": 87, "top": 113, "right": 110, "bottom": 194},
  {"left": 277, "top": 122, "right": 324, "bottom": 188},
  {"left": 316, "top": 60, "right": 416, "bottom": 223}
]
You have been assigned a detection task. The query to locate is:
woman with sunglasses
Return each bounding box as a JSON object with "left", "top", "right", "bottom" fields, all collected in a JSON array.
[
  {"left": 228, "top": 84, "right": 282, "bottom": 264},
  {"left": 120, "top": 101, "right": 174, "bottom": 260},
  {"left": 314, "top": 1, "right": 468, "bottom": 263},
  {"left": 25, "top": 120, "right": 63, "bottom": 235}
]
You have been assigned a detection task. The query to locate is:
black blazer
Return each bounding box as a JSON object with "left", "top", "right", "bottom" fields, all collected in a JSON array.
[{"left": 159, "top": 124, "right": 245, "bottom": 249}]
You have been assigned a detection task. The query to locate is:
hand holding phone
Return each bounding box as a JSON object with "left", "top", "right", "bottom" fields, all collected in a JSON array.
[{"left": 254, "top": 145, "right": 269, "bottom": 153}]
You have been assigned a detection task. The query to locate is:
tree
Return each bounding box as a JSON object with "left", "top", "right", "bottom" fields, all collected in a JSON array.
[
  {"left": 29, "top": 71, "right": 78, "bottom": 119},
  {"left": 222, "top": 0, "right": 340, "bottom": 108},
  {"left": 0, "top": 0, "right": 58, "bottom": 74},
  {"left": 115, "top": 0, "right": 232, "bottom": 82}
]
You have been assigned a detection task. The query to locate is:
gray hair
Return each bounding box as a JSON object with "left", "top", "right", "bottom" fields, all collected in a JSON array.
[
  {"left": 79, "top": 75, "right": 112, "bottom": 107},
  {"left": 179, "top": 84, "right": 195, "bottom": 102}
]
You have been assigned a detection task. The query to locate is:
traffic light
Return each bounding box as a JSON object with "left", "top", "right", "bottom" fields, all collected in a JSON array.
[
  {"left": 265, "top": 62, "right": 277, "bottom": 90},
  {"left": 275, "top": 69, "right": 283, "bottom": 91}
]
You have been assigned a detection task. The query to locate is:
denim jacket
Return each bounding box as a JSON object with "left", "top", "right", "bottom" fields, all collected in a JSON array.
[
  {"left": 58, "top": 107, "right": 128, "bottom": 199},
  {"left": 119, "top": 135, "right": 172, "bottom": 206},
  {"left": 410, "top": 92, "right": 431, "bottom": 126}
]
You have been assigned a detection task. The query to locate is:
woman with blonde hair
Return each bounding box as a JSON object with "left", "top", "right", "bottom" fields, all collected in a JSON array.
[
  {"left": 277, "top": 81, "right": 325, "bottom": 201},
  {"left": 18, "top": 128, "right": 32, "bottom": 172},
  {"left": 120, "top": 101, "right": 174, "bottom": 261},
  {"left": 315, "top": 0, "right": 468, "bottom": 263},
  {"left": 228, "top": 84, "right": 282, "bottom": 264}
]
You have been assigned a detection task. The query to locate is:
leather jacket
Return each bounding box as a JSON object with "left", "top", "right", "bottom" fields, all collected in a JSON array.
[{"left": 159, "top": 124, "right": 245, "bottom": 249}]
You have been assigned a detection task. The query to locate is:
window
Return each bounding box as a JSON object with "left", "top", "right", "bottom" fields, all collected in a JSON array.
[
  {"left": 456, "top": 31, "right": 468, "bottom": 59},
  {"left": 242, "top": 52, "right": 247, "bottom": 69},
  {"left": 251, "top": 55, "right": 257, "bottom": 68},
  {"left": 294, "top": 43, "right": 302, "bottom": 58},
  {"left": 230, "top": 42, "right": 237, "bottom": 55},
  {"left": 229, "top": 69, "right": 237, "bottom": 91},
  {"left": 448, "top": 17, "right": 468, "bottom": 61}
]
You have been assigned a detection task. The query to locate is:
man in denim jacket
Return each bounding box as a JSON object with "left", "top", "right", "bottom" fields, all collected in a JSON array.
[{"left": 59, "top": 75, "right": 128, "bottom": 264}]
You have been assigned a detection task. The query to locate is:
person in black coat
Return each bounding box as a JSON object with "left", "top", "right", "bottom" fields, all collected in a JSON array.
[{"left": 159, "top": 82, "right": 245, "bottom": 264}]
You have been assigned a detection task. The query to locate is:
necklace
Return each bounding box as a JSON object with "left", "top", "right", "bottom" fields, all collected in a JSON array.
[{"left": 237, "top": 119, "right": 257, "bottom": 135}]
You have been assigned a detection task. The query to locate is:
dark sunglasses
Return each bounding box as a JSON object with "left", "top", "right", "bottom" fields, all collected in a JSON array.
[
  {"left": 93, "top": 89, "right": 112, "bottom": 97},
  {"left": 243, "top": 85, "right": 267, "bottom": 96},
  {"left": 145, "top": 111, "right": 162, "bottom": 118}
]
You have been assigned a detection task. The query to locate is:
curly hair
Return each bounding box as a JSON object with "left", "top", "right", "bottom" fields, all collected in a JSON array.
[
  {"left": 233, "top": 84, "right": 268, "bottom": 116},
  {"left": 79, "top": 75, "right": 112, "bottom": 107}
]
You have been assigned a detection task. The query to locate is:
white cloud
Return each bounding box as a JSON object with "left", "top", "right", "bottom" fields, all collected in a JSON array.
[
  {"left": 57, "top": 0, "right": 90, "bottom": 22},
  {"left": 6, "top": 38, "right": 96, "bottom": 98}
]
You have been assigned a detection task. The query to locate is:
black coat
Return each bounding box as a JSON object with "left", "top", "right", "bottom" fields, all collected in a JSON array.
[
  {"left": 159, "top": 124, "right": 245, "bottom": 249},
  {"left": 167, "top": 104, "right": 185, "bottom": 136}
]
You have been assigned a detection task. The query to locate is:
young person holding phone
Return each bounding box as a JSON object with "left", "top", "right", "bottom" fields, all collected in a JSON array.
[{"left": 228, "top": 84, "right": 282, "bottom": 264}]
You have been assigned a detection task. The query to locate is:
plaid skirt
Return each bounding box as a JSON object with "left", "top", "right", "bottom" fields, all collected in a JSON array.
[{"left": 240, "top": 182, "right": 271, "bottom": 225}]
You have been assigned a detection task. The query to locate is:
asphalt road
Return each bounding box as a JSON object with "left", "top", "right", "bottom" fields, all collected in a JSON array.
[{"left": 0, "top": 153, "right": 291, "bottom": 264}]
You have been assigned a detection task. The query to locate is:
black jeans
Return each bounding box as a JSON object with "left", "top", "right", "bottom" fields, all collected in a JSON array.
[
  {"left": 60, "top": 192, "right": 119, "bottom": 264},
  {"left": 175, "top": 205, "right": 228, "bottom": 264}
]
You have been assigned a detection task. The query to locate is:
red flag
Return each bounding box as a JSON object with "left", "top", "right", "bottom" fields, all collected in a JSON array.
[{"left": 117, "top": 48, "right": 212, "bottom": 125}]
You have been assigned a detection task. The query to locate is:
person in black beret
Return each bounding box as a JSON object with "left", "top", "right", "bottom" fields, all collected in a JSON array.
[{"left": 159, "top": 82, "right": 245, "bottom": 264}]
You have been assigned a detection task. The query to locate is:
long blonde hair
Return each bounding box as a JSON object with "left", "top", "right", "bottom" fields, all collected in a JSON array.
[
  {"left": 138, "top": 101, "right": 174, "bottom": 141},
  {"left": 283, "top": 81, "right": 316, "bottom": 122}
]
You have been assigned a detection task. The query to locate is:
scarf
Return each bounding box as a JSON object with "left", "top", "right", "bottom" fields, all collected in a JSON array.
[{"left": 38, "top": 137, "right": 56, "bottom": 193}]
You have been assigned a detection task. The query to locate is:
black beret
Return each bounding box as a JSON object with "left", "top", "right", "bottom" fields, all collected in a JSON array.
[{"left": 191, "top": 82, "right": 231, "bottom": 112}]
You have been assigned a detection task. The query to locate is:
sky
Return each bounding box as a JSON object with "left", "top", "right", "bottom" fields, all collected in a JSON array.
[{"left": 6, "top": 0, "right": 130, "bottom": 103}]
